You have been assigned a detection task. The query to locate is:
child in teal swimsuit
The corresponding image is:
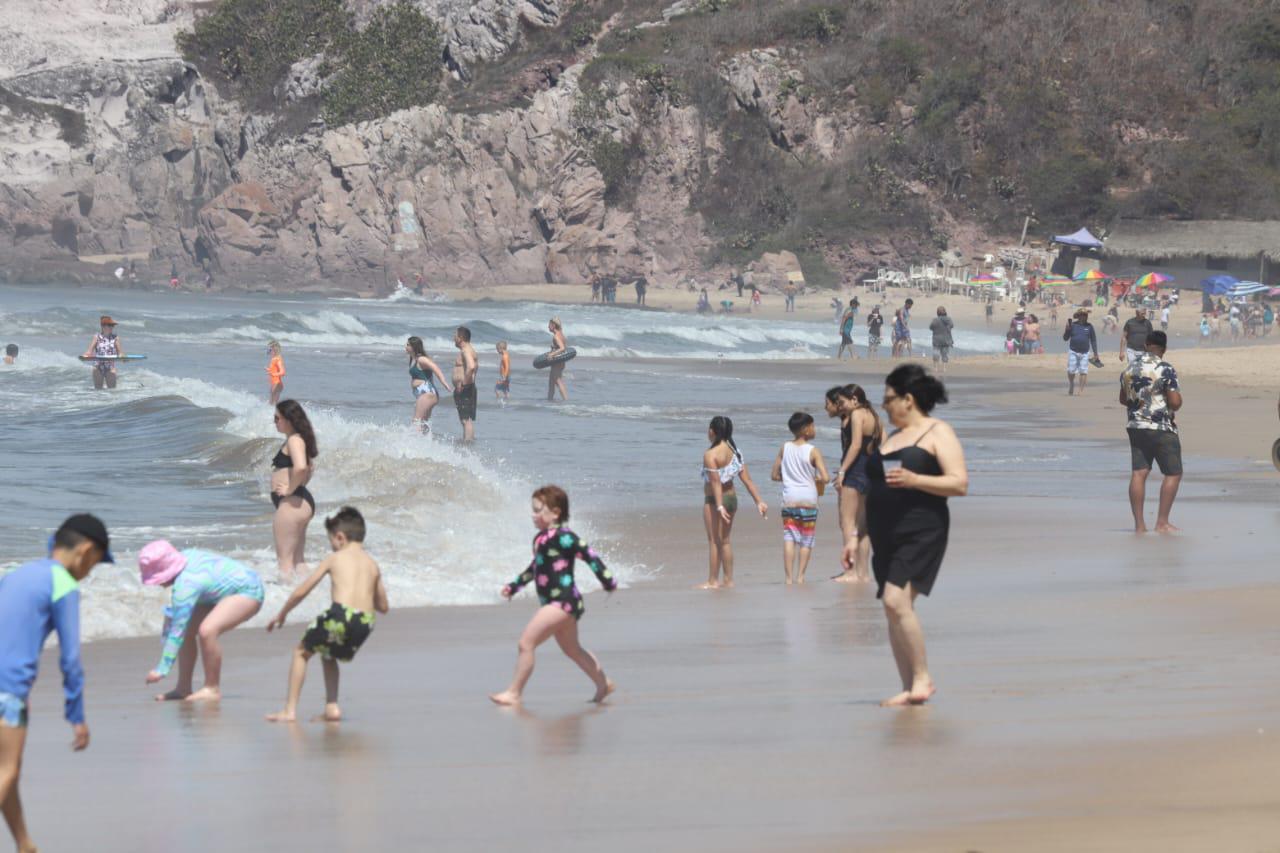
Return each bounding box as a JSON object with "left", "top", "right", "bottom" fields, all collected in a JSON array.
[
  {"left": 141, "top": 541, "right": 264, "bottom": 702},
  {"left": 489, "top": 485, "right": 617, "bottom": 706}
]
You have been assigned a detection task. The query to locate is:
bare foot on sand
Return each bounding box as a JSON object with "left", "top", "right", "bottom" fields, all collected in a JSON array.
[
  {"left": 312, "top": 704, "right": 342, "bottom": 722},
  {"left": 488, "top": 691, "right": 521, "bottom": 706},
  {"left": 832, "top": 572, "right": 861, "bottom": 584},
  {"left": 265, "top": 710, "right": 296, "bottom": 723},
  {"left": 590, "top": 679, "right": 616, "bottom": 704},
  {"left": 880, "top": 691, "right": 912, "bottom": 707},
  {"left": 184, "top": 686, "right": 221, "bottom": 702},
  {"left": 695, "top": 581, "right": 720, "bottom": 590},
  {"left": 908, "top": 681, "right": 937, "bottom": 705},
  {"left": 720, "top": 580, "right": 734, "bottom": 588},
  {"left": 1155, "top": 522, "right": 1180, "bottom": 533},
  {"left": 1133, "top": 524, "right": 1148, "bottom": 534},
  {"left": 155, "top": 689, "right": 191, "bottom": 702}
]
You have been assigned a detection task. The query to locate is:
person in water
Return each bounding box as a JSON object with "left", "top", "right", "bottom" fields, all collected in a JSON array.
[
  {"left": 266, "top": 507, "right": 388, "bottom": 723},
  {"left": 81, "top": 315, "right": 124, "bottom": 389},
  {"left": 271, "top": 399, "right": 318, "bottom": 579},
  {"left": 490, "top": 485, "right": 616, "bottom": 706},
  {"left": 699, "top": 416, "right": 768, "bottom": 589},
  {"left": 495, "top": 340, "right": 511, "bottom": 403},
  {"left": 771, "top": 412, "right": 830, "bottom": 585},
  {"left": 0, "top": 514, "right": 111, "bottom": 853},
  {"left": 855, "top": 364, "right": 967, "bottom": 707},
  {"left": 453, "top": 326, "right": 479, "bottom": 443},
  {"left": 827, "top": 384, "right": 881, "bottom": 583},
  {"left": 405, "top": 336, "right": 452, "bottom": 434},
  {"left": 546, "top": 317, "right": 569, "bottom": 402},
  {"left": 266, "top": 340, "right": 286, "bottom": 406},
  {"left": 3, "top": 344, "right": 16, "bottom": 365},
  {"left": 140, "top": 541, "right": 264, "bottom": 703}
]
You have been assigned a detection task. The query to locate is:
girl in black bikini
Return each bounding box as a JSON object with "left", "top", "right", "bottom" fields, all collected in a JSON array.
[
  {"left": 826, "top": 384, "right": 880, "bottom": 583},
  {"left": 271, "top": 400, "right": 318, "bottom": 579},
  {"left": 856, "top": 365, "right": 967, "bottom": 707}
]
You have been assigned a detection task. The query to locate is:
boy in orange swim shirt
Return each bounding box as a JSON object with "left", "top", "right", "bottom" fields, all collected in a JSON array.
[
  {"left": 494, "top": 340, "right": 510, "bottom": 404},
  {"left": 266, "top": 340, "right": 285, "bottom": 405}
]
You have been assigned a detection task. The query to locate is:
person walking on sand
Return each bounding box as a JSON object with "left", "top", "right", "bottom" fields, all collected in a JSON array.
[
  {"left": 81, "top": 315, "right": 125, "bottom": 389},
  {"left": 271, "top": 400, "right": 318, "bottom": 579},
  {"left": 1064, "top": 309, "right": 1100, "bottom": 396},
  {"left": 827, "top": 385, "right": 880, "bottom": 583},
  {"left": 771, "top": 412, "right": 830, "bottom": 585},
  {"left": 490, "top": 485, "right": 617, "bottom": 706},
  {"left": 406, "top": 336, "right": 452, "bottom": 434},
  {"left": 837, "top": 300, "right": 857, "bottom": 360},
  {"left": 0, "top": 514, "right": 112, "bottom": 853},
  {"left": 266, "top": 507, "right": 389, "bottom": 723},
  {"left": 140, "top": 541, "right": 264, "bottom": 703},
  {"left": 852, "top": 364, "right": 967, "bottom": 707},
  {"left": 546, "top": 317, "right": 569, "bottom": 402},
  {"left": 266, "top": 340, "right": 286, "bottom": 406},
  {"left": 453, "top": 326, "right": 479, "bottom": 443},
  {"left": 1120, "top": 306, "right": 1153, "bottom": 366},
  {"left": 699, "top": 416, "right": 768, "bottom": 589},
  {"left": 1120, "top": 330, "right": 1183, "bottom": 533},
  {"left": 929, "top": 307, "right": 954, "bottom": 375}
]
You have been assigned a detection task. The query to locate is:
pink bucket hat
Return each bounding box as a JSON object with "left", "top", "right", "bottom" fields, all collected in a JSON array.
[{"left": 138, "top": 540, "right": 188, "bottom": 586}]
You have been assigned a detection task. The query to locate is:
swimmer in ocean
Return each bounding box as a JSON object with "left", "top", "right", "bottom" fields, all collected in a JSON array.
[{"left": 81, "top": 315, "right": 124, "bottom": 389}]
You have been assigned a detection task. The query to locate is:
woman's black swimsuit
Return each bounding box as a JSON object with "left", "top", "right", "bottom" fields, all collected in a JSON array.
[
  {"left": 839, "top": 417, "right": 875, "bottom": 493},
  {"left": 866, "top": 424, "right": 949, "bottom": 599},
  {"left": 271, "top": 443, "right": 315, "bottom": 512}
]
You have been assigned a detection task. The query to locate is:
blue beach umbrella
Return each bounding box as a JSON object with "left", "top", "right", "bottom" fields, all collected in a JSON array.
[{"left": 1199, "top": 274, "right": 1239, "bottom": 295}]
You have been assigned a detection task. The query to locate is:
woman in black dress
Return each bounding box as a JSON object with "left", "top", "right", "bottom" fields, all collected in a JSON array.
[{"left": 851, "top": 364, "right": 967, "bottom": 707}]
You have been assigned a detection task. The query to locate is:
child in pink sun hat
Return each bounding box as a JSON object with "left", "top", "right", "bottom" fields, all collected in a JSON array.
[{"left": 139, "top": 540, "right": 264, "bottom": 703}]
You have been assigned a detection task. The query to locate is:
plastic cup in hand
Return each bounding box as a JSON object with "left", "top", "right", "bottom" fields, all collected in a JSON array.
[{"left": 882, "top": 458, "right": 903, "bottom": 473}]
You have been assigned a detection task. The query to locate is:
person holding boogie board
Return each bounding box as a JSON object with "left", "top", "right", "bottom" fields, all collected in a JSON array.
[
  {"left": 81, "top": 315, "right": 125, "bottom": 389},
  {"left": 543, "top": 317, "right": 572, "bottom": 401}
]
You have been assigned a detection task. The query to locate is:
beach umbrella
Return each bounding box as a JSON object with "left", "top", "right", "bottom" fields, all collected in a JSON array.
[
  {"left": 1268, "top": 287, "right": 1280, "bottom": 297},
  {"left": 1038, "top": 274, "right": 1073, "bottom": 286},
  {"left": 968, "top": 274, "right": 1002, "bottom": 284},
  {"left": 1134, "top": 272, "right": 1174, "bottom": 289},
  {"left": 1072, "top": 269, "right": 1111, "bottom": 282},
  {"left": 1200, "top": 274, "right": 1239, "bottom": 295},
  {"left": 1229, "top": 281, "right": 1269, "bottom": 297}
]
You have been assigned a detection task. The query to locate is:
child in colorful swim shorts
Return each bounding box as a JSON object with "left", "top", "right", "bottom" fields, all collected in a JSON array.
[
  {"left": 494, "top": 340, "right": 511, "bottom": 403},
  {"left": 140, "top": 541, "right": 264, "bottom": 702},
  {"left": 0, "top": 514, "right": 112, "bottom": 853},
  {"left": 266, "top": 340, "right": 285, "bottom": 406},
  {"left": 266, "top": 506, "right": 388, "bottom": 723},
  {"left": 489, "top": 485, "right": 617, "bottom": 706},
  {"left": 771, "top": 412, "right": 829, "bottom": 584}
]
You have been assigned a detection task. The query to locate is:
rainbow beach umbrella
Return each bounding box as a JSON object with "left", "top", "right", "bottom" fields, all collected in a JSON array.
[
  {"left": 1134, "top": 272, "right": 1175, "bottom": 289},
  {"left": 1072, "top": 269, "right": 1112, "bottom": 282},
  {"left": 1038, "top": 274, "right": 1073, "bottom": 286},
  {"left": 968, "top": 273, "right": 1002, "bottom": 284}
]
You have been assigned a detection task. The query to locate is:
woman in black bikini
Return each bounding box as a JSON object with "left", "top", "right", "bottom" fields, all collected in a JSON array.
[
  {"left": 853, "top": 364, "right": 967, "bottom": 707},
  {"left": 271, "top": 400, "right": 318, "bottom": 579},
  {"left": 826, "top": 384, "right": 880, "bottom": 583}
]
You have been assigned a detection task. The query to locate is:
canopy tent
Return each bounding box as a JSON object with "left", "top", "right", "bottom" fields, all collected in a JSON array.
[
  {"left": 1201, "top": 274, "right": 1239, "bottom": 295},
  {"left": 1052, "top": 228, "right": 1104, "bottom": 249}
]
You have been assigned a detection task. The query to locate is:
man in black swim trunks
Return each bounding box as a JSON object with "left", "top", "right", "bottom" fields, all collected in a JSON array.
[
  {"left": 453, "top": 326, "right": 478, "bottom": 443},
  {"left": 1120, "top": 330, "right": 1183, "bottom": 533}
]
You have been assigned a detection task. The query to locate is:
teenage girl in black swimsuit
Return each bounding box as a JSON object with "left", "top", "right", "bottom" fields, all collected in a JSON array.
[
  {"left": 854, "top": 364, "right": 967, "bottom": 708},
  {"left": 271, "top": 400, "right": 318, "bottom": 579},
  {"left": 825, "top": 384, "right": 881, "bottom": 583}
]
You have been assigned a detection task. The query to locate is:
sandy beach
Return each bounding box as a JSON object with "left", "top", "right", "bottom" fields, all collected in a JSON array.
[{"left": 14, "top": 348, "right": 1280, "bottom": 851}]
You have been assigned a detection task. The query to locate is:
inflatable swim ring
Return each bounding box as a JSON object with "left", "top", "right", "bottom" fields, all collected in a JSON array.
[{"left": 533, "top": 347, "right": 577, "bottom": 370}]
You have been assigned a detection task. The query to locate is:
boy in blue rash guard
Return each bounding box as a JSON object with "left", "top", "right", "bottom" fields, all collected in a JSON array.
[{"left": 0, "top": 514, "right": 112, "bottom": 853}]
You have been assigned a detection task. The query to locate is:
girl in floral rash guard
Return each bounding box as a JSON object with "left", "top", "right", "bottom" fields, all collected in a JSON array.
[{"left": 489, "top": 485, "right": 617, "bottom": 706}]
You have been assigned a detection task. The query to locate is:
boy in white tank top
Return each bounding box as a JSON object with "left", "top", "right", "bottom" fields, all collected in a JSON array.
[{"left": 770, "top": 412, "right": 830, "bottom": 584}]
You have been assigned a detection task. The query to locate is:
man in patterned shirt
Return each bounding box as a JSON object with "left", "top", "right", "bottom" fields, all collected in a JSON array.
[{"left": 1119, "top": 330, "right": 1183, "bottom": 533}]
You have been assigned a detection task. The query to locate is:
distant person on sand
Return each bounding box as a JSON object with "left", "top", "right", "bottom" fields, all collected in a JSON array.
[
  {"left": 266, "top": 507, "right": 389, "bottom": 723},
  {"left": 81, "top": 314, "right": 124, "bottom": 389},
  {"left": 928, "top": 307, "right": 954, "bottom": 375},
  {"left": 856, "top": 364, "right": 967, "bottom": 707},
  {"left": 140, "top": 541, "right": 264, "bottom": 703},
  {"left": 984, "top": 300, "right": 993, "bottom": 325},
  {"left": 1024, "top": 313, "right": 1042, "bottom": 354},
  {"left": 495, "top": 341, "right": 511, "bottom": 403},
  {"left": 1120, "top": 330, "right": 1182, "bottom": 533},
  {"left": 828, "top": 385, "right": 880, "bottom": 583},
  {"left": 3, "top": 344, "right": 16, "bottom": 365},
  {"left": 1120, "top": 306, "right": 1153, "bottom": 366},
  {"left": 837, "top": 300, "right": 857, "bottom": 360},
  {"left": 867, "top": 307, "right": 884, "bottom": 358},
  {"left": 771, "top": 412, "right": 830, "bottom": 585},
  {"left": 0, "top": 514, "right": 111, "bottom": 853},
  {"left": 546, "top": 317, "right": 569, "bottom": 402},
  {"left": 699, "top": 416, "right": 768, "bottom": 590},
  {"left": 266, "top": 340, "right": 285, "bottom": 406},
  {"left": 891, "top": 309, "right": 911, "bottom": 357},
  {"left": 271, "top": 400, "right": 318, "bottom": 579},
  {"left": 406, "top": 336, "right": 452, "bottom": 434},
  {"left": 490, "top": 485, "right": 616, "bottom": 706},
  {"left": 1064, "top": 309, "right": 1100, "bottom": 396},
  {"left": 453, "top": 326, "right": 478, "bottom": 444},
  {"left": 634, "top": 275, "right": 648, "bottom": 305}
]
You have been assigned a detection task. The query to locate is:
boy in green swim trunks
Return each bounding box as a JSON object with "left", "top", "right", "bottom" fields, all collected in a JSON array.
[{"left": 265, "top": 506, "right": 389, "bottom": 723}]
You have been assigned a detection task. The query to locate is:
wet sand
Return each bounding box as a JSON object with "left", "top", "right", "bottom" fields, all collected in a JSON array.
[{"left": 15, "top": 362, "right": 1280, "bottom": 851}]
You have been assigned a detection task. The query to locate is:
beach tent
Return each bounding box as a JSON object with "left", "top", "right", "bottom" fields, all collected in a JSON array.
[
  {"left": 1200, "top": 274, "right": 1239, "bottom": 295},
  {"left": 1052, "top": 228, "right": 1104, "bottom": 249}
]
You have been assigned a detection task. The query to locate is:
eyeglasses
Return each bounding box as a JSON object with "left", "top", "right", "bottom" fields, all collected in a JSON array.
[{"left": 882, "top": 393, "right": 903, "bottom": 406}]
